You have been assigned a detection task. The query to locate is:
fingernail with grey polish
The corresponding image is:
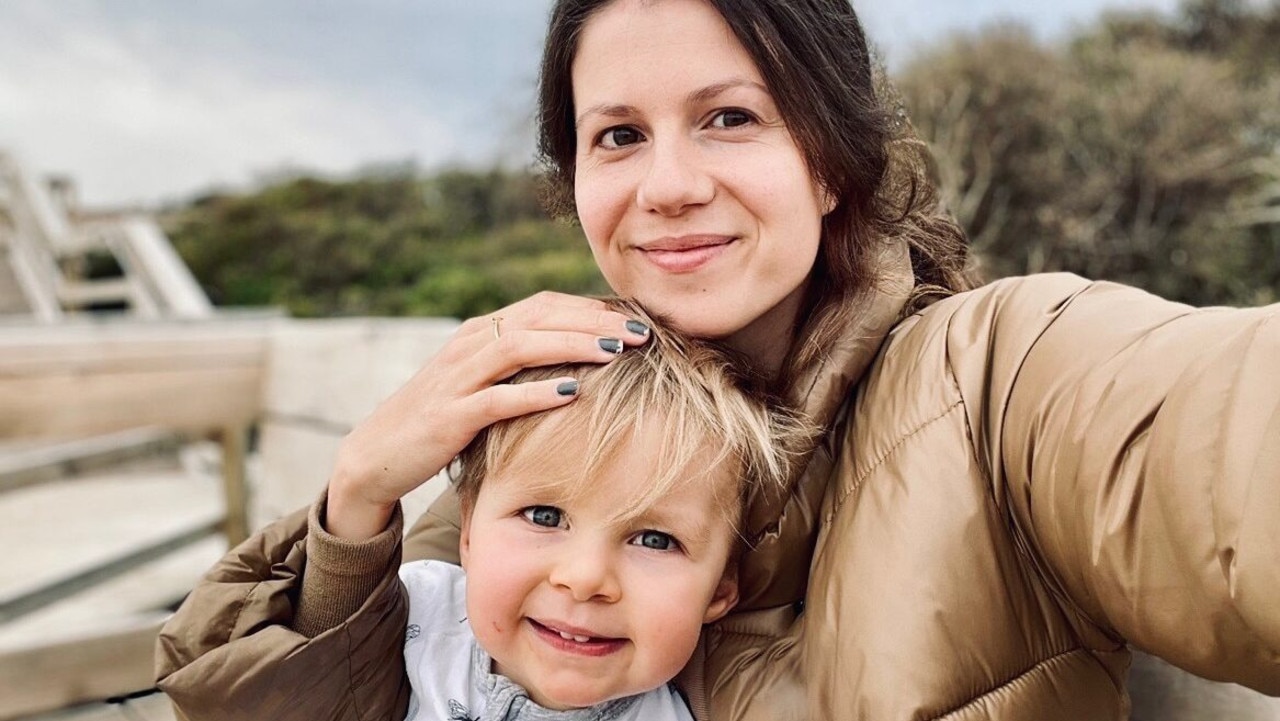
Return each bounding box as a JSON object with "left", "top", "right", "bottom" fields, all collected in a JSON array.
[
  {"left": 598, "top": 337, "right": 624, "bottom": 354},
  {"left": 556, "top": 380, "right": 579, "bottom": 396},
  {"left": 625, "top": 319, "right": 650, "bottom": 338}
]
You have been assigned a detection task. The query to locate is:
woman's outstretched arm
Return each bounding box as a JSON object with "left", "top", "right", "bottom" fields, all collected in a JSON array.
[{"left": 986, "top": 277, "right": 1280, "bottom": 693}]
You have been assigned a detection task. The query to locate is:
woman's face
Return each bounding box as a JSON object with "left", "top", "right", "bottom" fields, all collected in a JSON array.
[{"left": 571, "top": 0, "right": 826, "bottom": 362}]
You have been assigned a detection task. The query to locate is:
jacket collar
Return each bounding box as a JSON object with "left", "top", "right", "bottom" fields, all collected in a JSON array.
[
  {"left": 790, "top": 238, "right": 915, "bottom": 427},
  {"left": 738, "top": 238, "right": 914, "bottom": 605}
]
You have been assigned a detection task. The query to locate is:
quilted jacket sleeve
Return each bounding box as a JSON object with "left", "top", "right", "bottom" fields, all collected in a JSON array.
[
  {"left": 968, "top": 275, "right": 1280, "bottom": 693},
  {"left": 155, "top": 497, "right": 412, "bottom": 721}
]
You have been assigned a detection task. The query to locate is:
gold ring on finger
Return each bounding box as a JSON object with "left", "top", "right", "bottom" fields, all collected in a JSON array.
[{"left": 492, "top": 316, "right": 503, "bottom": 340}]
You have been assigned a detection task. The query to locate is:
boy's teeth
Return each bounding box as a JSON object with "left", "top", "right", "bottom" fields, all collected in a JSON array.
[{"left": 557, "top": 631, "right": 591, "bottom": 642}]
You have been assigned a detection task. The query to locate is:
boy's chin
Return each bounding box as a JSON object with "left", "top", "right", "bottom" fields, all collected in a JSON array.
[{"left": 527, "top": 682, "right": 628, "bottom": 711}]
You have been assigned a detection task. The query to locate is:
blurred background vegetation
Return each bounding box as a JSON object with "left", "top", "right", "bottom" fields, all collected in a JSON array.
[{"left": 165, "top": 0, "right": 1280, "bottom": 318}]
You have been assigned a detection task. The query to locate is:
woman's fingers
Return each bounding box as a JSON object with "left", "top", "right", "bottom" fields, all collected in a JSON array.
[
  {"left": 439, "top": 317, "right": 649, "bottom": 378},
  {"left": 454, "top": 293, "right": 651, "bottom": 348},
  {"left": 326, "top": 292, "right": 653, "bottom": 537},
  {"left": 465, "top": 375, "right": 581, "bottom": 427},
  {"left": 473, "top": 328, "right": 634, "bottom": 383}
]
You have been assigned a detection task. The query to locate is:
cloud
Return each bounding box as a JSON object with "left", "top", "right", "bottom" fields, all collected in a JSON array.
[
  {"left": 0, "top": 0, "right": 547, "bottom": 206},
  {"left": 0, "top": 0, "right": 1182, "bottom": 207}
]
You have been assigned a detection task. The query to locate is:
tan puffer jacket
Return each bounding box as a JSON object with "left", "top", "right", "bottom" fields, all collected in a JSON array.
[{"left": 156, "top": 263, "right": 1280, "bottom": 720}]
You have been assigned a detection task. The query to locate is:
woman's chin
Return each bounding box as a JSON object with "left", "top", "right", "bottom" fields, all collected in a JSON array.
[{"left": 624, "top": 296, "right": 746, "bottom": 340}]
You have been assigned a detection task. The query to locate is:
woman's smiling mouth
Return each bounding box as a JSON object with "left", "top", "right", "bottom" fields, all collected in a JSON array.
[{"left": 638, "top": 235, "right": 736, "bottom": 274}]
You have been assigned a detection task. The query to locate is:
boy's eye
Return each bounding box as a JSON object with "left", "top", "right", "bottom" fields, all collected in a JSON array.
[
  {"left": 632, "top": 530, "right": 677, "bottom": 551},
  {"left": 599, "top": 126, "right": 644, "bottom": 149},
  {"left": 522, "top": 506, "right": 564, "bottom": 528},
  {"left": 710, "top": 109, "right": 754, "bottom": 129}
]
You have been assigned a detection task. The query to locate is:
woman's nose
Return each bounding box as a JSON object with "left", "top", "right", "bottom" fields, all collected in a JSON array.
[
  {"left": 548, "top": 544, "right": 621, "bottom": 603},
  {"left": 636, "top": 135, "right": 714, "bottom": 216}
]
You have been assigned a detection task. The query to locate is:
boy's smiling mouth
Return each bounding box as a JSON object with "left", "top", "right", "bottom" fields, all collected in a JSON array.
[{"left": 528, "top": 618, "right": 627, "bottom": 656}]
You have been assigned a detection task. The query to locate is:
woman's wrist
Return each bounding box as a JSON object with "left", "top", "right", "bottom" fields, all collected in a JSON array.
[{"left": 325, "top": 475, "right": 398, "bottom": 541}]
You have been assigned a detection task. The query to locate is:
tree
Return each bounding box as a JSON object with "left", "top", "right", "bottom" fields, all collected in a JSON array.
[
  {"left": 895, "top": 2, "right": 1280, "bottom": 305},
  {"left": 167, "top": 168, "right": 607, "bottom": 318}
]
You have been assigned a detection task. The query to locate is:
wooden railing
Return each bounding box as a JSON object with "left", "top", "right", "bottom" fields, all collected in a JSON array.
[
  {"left": 0, "top": 149, "right": 213, "bottom": 322},
  {"left": 0, "top": 318, "right": 271, "bottom": 719}
]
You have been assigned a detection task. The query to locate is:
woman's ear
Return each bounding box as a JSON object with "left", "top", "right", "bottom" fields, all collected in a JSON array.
[
  {"left": 703, "top": 567, "right": 740, "bottom": 624},
  {"left": 821, "top": 187, "right": 838, "bottom": 216}
]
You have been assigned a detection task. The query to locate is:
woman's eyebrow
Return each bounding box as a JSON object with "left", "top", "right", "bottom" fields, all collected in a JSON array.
[
  {"left": 575, "top": 103, "right": 637, "bottom": 129},
  {"left": 574, "top": 79, "right": 770, "bottom": 128},
  {"left": 686, "top": 79, "right": 769, "bottom": 106}
]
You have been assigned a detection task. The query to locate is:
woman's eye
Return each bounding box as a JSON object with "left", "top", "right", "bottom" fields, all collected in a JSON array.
[
  {"left": 710, "top": 109, "right": 754, "bottom": 129},
  {"left": 631, "top": 530, "right": 677, "bottom": 551},
  {"left": 599, "top": 126, "right": 644, "bottom": 149},
  {"left": 522, "top": 506, "right": 564, "bottom": 528}
]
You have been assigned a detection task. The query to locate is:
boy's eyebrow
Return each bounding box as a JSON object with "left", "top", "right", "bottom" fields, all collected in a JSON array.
[
  {"left": 622, "top": 506, "right": 713, "bottom": 547},
  {"left": 574, "top": 78, "right": 770, "bottom": 129}
]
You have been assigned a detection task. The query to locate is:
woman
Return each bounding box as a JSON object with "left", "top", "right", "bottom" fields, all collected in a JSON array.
[{"left": 156, "top": 0, "right": 1280, "bottom": 719}]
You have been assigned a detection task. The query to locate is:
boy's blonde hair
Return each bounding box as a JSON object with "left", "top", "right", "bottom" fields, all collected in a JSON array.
[{"left": 453, "top": 298, "right": 815, "bottom": 531}]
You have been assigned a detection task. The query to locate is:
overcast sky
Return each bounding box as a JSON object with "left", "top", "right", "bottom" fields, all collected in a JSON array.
[{"left": 0, "top": 0, "right": 1181, "bottom": 208}]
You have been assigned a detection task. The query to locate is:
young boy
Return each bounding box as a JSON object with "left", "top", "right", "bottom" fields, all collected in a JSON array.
[{"left": 399, "top": 300, "right": 812, "bottom": 720}]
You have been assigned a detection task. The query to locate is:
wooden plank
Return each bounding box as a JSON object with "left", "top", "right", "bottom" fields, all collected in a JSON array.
[
  {"left": 0, "top": 519, "right": 220, "bottom": 624},
  {"left": 3, "top": 231, "right": 61, "bottom": 322},
  {"left": 216, "top": 425, "right": 249, "bottom": 546},
  {"left": 0, "top": 367, "right": 262, "bottom": 437},
  {"left": 0, "top": 614, "right": 165, "bottom": 721},
  {"left": 120, "top": 693, "right": 178, "bottom": 721},
  {"left": 0, "top": 244, "right": 33, "bottom": 316},
  {"left": 56, "top": 279, "right": 132, "bottom": 307},
  {"left": 0, "top": 536, "right": 226, "bottom": 653},
  {"left": 0, "top": 328, "right": 268, "bottom": 373},
  {"left": 115, "top": 217, "right": 213, "bottom": 318},
  {"left": 8, "top": 156, "right": 74, "bottom": 255},
  {"left": 0, "top": 428, "right": 181, "bottom": 494},
  {"left": 0, "top": 471, "right": 223, "bottom": 611},
  {"left": 12, "top": 703, "right": 129, "bottom": 721},
  {"left": 16, "top": 695, "right": 176, "bottom": 721},
  {"left": 0, "top": 320, "right": 271, "bottom": 439}
]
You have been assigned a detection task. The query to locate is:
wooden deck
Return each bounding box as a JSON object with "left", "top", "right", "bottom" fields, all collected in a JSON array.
[
  {"left": 0, "top": 441, "right": 227, "bottom": 721},
  {"left": 0, "top": 316, "right": 455, "bottom": 721},
  {"left": 20, "top": 693, "right": 174, "bottom": 721}
]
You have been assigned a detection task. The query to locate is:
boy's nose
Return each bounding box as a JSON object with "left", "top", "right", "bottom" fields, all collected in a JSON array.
[{"left": 548, "top": 545, "right": 621, "bottom": 603}]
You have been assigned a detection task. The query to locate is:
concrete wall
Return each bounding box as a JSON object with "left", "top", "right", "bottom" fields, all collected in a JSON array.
[
  {"left": 1130, "top": 651, "right": 1280, "bottom": 720},
  {"left": 257, "top": 317, "right": 460, "bottom": 530}
]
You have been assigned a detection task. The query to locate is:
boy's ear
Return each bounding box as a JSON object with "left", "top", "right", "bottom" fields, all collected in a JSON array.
[
  {"left": 458, "top": 512, "right": 472, "bottom": 571},
  {"left": 703, "top": 567, "right": 739, "bottom": 624}
]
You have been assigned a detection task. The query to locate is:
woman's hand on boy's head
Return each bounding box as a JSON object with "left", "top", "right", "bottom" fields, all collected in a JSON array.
[{"left": 325, "top": 292, "right": 650, "bottom": 541}]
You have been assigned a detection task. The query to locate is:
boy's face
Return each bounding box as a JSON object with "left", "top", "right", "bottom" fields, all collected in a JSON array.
[{"left": 459, "top": 420, "right": 740, "bottom": 710}]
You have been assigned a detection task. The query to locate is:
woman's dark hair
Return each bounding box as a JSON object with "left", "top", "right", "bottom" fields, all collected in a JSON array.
[{"left": 537, "top": 0, "right": 976, "bottom": 385}]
